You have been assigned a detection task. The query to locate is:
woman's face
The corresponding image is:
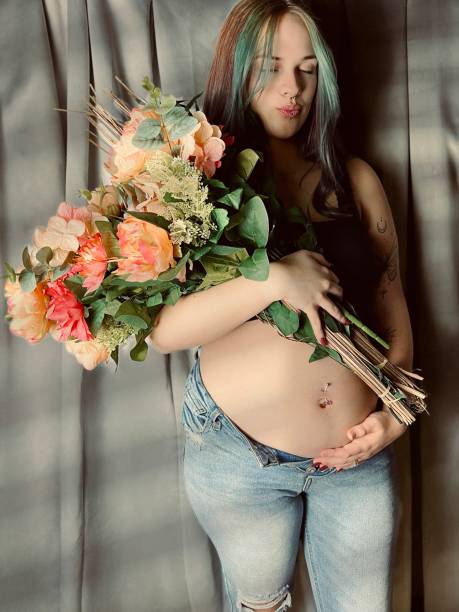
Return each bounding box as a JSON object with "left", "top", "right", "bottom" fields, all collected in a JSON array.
[{"left": 248, "top": 12, "right": 318, "bottom": 140}]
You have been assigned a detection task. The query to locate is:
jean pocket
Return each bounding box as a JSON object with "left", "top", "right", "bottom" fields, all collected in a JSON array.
[{"left": 180, "top": 378, "right": 213, "bottom": 435}]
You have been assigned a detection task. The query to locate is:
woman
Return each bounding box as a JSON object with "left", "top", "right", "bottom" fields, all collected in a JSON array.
[{"left": 150, "top": 1, "right": 412, "bottom": 610}]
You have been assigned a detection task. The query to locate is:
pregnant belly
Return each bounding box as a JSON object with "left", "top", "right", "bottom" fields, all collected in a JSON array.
[{"left": 199, "top": 319, "right": 379, "bottom": 457}]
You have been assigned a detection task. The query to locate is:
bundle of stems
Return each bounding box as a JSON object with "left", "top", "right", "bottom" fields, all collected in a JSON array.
[
  {"left": 256, "top": 306, "right": 428, "bottom": 426},
  {"left": 325, "top": 326, "right": 428, "bottom": 425}
]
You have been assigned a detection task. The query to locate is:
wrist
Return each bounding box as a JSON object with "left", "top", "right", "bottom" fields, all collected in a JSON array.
[{"left": 267, "top": 261, "right": 286, "bottom": 302}]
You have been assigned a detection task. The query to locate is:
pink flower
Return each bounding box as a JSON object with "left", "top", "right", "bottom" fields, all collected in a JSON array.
[
  {"left": 72, "top": 233, "right": 108, "bottom": 293},
  {"left": 4, "top": 278, "right": 51, "bottom": 343},
  {"left": 114, "top": 216, "right": 176, "bottom": 282},
  {"left": 64, "top": 338, "right": 111, "bottom": 370},
  {"left": 194, "top": 137, "right": 226, "bottom": 178},
  {"left": 179, "top": 111, "right": 226, "bottom": 178},
  {"left": 44, "top": 273, "right": 92, "bottom": 341}
]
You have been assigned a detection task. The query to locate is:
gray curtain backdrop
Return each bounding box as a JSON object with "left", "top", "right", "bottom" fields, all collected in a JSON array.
[{"left": 1, "top": 1, "right": 457, "bottom": 611}]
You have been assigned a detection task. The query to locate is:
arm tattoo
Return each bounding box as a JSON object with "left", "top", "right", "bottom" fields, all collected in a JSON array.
[
  {"left": 376, "top": 217, "right": 387, "bottom": 233},
  {"left": 385, "top": 244, "right": 398, "bottom": 282}
]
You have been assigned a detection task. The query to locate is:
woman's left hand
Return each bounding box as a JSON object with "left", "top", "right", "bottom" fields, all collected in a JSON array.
[{"left": 312, "top": 409, "right": 408, "bottom": 471}]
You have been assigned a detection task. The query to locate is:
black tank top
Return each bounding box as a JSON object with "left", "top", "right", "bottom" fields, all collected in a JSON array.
[{"left": 248, "top": 214, "right": 385, "bottom": 326}]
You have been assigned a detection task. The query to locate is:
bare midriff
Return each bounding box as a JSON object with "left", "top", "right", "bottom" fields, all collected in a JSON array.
[
  {"left": 197, "top": 163, "right": 379, "bottom": 457},
  {"left": 199, "top": 319, "right": 378, "bottom": 457}
]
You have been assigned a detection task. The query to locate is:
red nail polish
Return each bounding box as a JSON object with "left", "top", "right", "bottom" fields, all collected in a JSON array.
[
  {"left": 319, "top": 465, "right": 329, "bottom": 471},
  {"left": 313, "top": 462, "right": 321, "bottom": 468},
  {"left": 344, "top": 319, "right": 351, "bottom": 325},
  {"left": 320, "top": 337, "right": 328, "bottom": 346}
]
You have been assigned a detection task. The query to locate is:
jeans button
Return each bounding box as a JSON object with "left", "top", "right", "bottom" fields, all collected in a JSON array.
[{"left": 306, "top": 466, "right": 316, "bottom": 473}]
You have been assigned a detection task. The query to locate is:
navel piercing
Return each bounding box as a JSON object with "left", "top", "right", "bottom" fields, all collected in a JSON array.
[{"left": 318, "top": 382, "right": 333, "bottom": 408}]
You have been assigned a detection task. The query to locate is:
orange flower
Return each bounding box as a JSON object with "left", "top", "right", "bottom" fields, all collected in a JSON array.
[
  {"left": 64, "top": 338, "right": 111, "bottom": 370},
  {"left": 4, "top": 278, "right": 51, "bottom": 343},
  {"left": 114, "top": 216, "right": 176, "bottom": 282},
  {"left": 72, "top": 233, "right": 108, "bottom": 293},
  {"left": 179, "top": 111, "right": 226, "bottom": 178}
]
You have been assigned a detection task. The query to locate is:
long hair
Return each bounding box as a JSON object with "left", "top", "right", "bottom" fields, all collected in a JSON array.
[{"left": 203, "top": 0, "right": 357, "bottom": 219}]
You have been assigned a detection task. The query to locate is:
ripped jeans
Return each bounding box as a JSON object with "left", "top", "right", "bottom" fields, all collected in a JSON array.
[{"left": 181, "top": 347, "right": 401, "bottom": 612}]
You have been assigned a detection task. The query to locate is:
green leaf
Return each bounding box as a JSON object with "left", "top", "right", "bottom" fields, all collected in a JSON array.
[
  {"left": 114, "top": 301, "right": 150, "bottom": 331},
  {"left": 51, "top": 265, "right": 70, "bottom": 281},
  {"left": 18, "top": 269, "right": 36, "bottom": 292},
  {"left": 157, "top": 252, "right": 190, "bottom": 281},
  {"left": 234, "top": 149, "right": 261, "bottom": 181},
  {"left": 4, "top": 262, "right": 17, "bottom": 282},
  {"left": 293, "top": 316, "right": 316, "bottom": 343},
  {"left": 36, "top": 246, "right": 53, "bottom": 265},
  {"left": 146, "top": 293, "right": 163, "bottom": 307},
  {"left": 234, "top": 195, "right": 269, "bottom": 248},
  {"left": 209, "top": 208, "right": 229, "bottom": 244},
  {"left": 217, "top": 187, "right": 243, "bottom": 210},
  {"left": 151, "top": 94, "right": 176, "bottom": 116},
  {"left": 163, "top": 106, "right": 198, "bottom": 140},
  {"left": 323, "top": 311, "right": 340, "bottom": 333},
  {"left": 309, "top": 345, "right": 329, "bottom": 363},
  {"left": 104, "top": 299, "right": 122, "bottom": 316},
  {"left": 132, "top": 118, "right": 163, "bottom": 149},
  {"left": 266, "top": 301, "right": 299, "bottom": 336},
  {"left": 207, "top": 178, "right": 228, "bottom": 190},
  {"left": 164, "top": 285, "right": 181, "bottom": 305},
  {"left": 22, "top": 247, "right": 33, "bottom": 271},
  {"left": 110, "top": 346, "right": 119, "bottom": 367},
  {"left": 125, "top": 210, "right": 170, "bottom": 231},
  {"left": 239, "top": 248, "right": 269, "bottom": 281},
  {"left": 87, "top": 299, "right": 106, "bottom": 336},
  {"left": 130, "top": 337, "right": 149, "bottom": 361}
]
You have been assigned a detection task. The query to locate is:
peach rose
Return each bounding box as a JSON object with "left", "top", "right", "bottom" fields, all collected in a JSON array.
[
  {"left": 5, "top": 278, "right": 51, "bottom": 343},
  {"left": 114, "top": 216, "right": 177, "bottom": 282},
  {"left": 64, "top": 338, "right": 111, "bottom": 370}
]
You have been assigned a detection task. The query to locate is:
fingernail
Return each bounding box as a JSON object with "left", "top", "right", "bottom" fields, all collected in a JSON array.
[
  {"left": 319, "top": 465, "right": 329, "bottom": 471},
  {"left": 320, "top": 337, "right": 328, "bottom": 345},
  {"left": 344, "top": 318, "right": 351, "bottom": 325},
  {"left": 313, "top": 462, "right": 321, "bottom": 468},
  {"left": 337, "top": 468, "right": 343, "bottom": 472}
]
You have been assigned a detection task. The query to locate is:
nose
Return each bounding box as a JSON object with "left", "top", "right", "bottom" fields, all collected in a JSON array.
[{"left": 280, "top": 70, "right": 302, "bottom": 98}]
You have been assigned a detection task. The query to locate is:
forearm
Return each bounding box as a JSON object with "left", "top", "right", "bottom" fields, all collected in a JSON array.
[{"left": 149, "top": 262, "right": 283, "bottom": 353}]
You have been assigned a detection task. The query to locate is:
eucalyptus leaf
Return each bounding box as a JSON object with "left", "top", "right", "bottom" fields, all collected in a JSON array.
[
  {"left": 163, "top": 106, "right": 198, "bottom": 139},
  {"left": 4, "top": 262, "right": 17, "bottom": 282},
  {"left": 132, "top": 118, "right": 162, "bottom": 150},
  {"left": 36, "top": 246, "right": 53, "bottom": 265},
  {"left": 151, "top": 94, "right": 176, "bottom": 116},
  {"left": 18, "top": 269, "right": 36, "bottom": 292},
  {"left": 22, "top": 247, "right": 33, "bottom": 271}
]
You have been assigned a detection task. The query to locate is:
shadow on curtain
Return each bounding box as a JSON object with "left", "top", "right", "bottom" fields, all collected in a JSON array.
[{"left": 0, "top": 1, "right": 457, "bottom": 611}]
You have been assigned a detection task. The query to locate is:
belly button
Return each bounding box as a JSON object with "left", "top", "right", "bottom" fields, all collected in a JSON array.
[{"left": 318, "top": 382, "right": 333, "bottom": 409}]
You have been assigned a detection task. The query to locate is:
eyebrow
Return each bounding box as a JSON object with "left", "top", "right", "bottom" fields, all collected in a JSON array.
[{"left": 255, "top": 54, "right": 317, "bottom": 60}]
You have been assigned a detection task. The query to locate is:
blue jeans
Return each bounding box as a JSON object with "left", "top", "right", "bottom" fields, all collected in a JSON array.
[{"left": 181, "top": 347, "right": 401, "bottom": 612}]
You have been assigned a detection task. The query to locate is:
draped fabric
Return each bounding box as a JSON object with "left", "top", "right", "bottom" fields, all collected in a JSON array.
[{"left": 1, "top": 1, "right": 457, "bottom": 611}]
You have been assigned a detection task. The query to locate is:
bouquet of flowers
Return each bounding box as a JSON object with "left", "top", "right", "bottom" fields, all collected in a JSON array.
[{"left": 2, "top": 76, "right": 428, "bottom": 425}]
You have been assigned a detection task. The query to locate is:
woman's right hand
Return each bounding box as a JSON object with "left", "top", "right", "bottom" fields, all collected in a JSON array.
[{"left": 269, "top": 249, "right": 348, "bottom": 344}]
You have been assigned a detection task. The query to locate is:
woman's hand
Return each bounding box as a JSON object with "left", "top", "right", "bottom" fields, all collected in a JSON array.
[
  {"left": 270, "top": 249, "right": 349, "bottom": 343},
  {"left": 312, "top": 409, "right": 408, "bottom": 471}
]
